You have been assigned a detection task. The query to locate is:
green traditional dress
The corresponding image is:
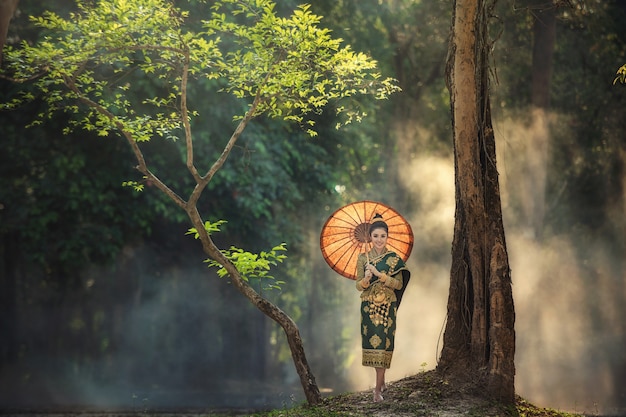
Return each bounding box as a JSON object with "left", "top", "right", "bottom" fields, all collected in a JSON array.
[{"left": 356, "top": 249, "right": 410, "bottom": 369}]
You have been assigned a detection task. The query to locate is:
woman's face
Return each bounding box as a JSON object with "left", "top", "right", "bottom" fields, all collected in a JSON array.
[{"left": 370, "top": 227, "right": 388, "bottom": 252}]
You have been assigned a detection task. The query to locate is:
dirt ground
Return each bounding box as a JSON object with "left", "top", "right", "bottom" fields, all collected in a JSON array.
[{"left": 305, "top": 370, "right": 577, "bottom": 417}]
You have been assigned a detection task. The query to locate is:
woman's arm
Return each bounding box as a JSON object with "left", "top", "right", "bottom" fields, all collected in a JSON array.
[
  {"left": 384, "top": 271, "right": 404, "bottom": 290},
  {"left": 355, "top": 254, "right": 369, "bottom": 291}
]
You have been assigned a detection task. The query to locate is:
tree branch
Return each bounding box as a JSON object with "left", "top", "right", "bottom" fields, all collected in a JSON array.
[
  {"left": 179, "top": 46, "right": 201, "bottom": 183},
  {"left": 63, "top": 74, "right": 188, "bottom": 210},
  {"left": 187, "top": 73, "right": 269, "bottom": 207}
]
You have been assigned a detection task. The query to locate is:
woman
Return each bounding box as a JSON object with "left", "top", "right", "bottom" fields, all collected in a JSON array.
[{"left": 355, "top": 214, "right": 410, "bottom": 402}]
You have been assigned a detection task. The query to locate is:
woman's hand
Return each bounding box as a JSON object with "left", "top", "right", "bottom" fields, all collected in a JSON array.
[
  {"left": 366, "top": 264, "right": 386, "bottom": 283},
  {"left": 362, "top": 269, "right": 372, "bottom": 288}
]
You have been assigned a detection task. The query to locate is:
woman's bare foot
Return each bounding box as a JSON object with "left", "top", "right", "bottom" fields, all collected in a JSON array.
[{"left": 373, "top": 390, "right": 384, "bottom": 402}]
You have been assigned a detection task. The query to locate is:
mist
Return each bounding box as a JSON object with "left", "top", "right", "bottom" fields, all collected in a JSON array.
[
  {"left": 0, "top": 244, "right": 308, "bottom": 411},
  {"left": 334, "top": 111, "right": 626, "bottom": 415},
  {"left": 496, "top": 111, "right": 626, "bottom": 415},
  {"left": 2, "top": 114, "right": 624, "bottom": 415}
]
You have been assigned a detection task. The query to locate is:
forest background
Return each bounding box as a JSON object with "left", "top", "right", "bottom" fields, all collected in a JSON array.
[{"left": 0, "top": 0, "right": 624, "bottom": 415}]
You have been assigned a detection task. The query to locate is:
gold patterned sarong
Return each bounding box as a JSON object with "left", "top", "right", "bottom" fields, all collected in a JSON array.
[
  {"left": 356, "top": 250, "right": 408, "bottom": 369},
  {"left": 361, "top": 295, "right": 397, "bottom": 368}
]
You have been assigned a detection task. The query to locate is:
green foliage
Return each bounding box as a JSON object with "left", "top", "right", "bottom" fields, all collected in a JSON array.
[
  {"left": 121, "top": 180, "right": 145, "bottom": 192},
  {"left": 205, "top": 244, "right": 287, "bottom": 290},
  {"left": 187, "top": 220, "right": 287, "bottom": 290},
  {"left": 208, "top": 0, "right": 400, "bottom": 132},
  {"left": 0, "top": 0, "right": 398, "bottom": 283},
  {"left": 514, "top": 397, "right": 583, "bottom": 417},
  {"left": 1, "top": 0, "right": 398, "bottom": 139},
  {"left": 0, "top": 93, "right": 152, "bottom": 268},
  {"left": 186, "top": 219, "right": 228, "bottom": 239},
  {"left": 311, "top": 0, "right": 451, "bottom": 137}
]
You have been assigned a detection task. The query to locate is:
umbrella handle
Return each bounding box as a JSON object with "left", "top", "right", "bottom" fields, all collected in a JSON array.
[{"left": 365, "top": 257, "right": 378, "bottom": 284}]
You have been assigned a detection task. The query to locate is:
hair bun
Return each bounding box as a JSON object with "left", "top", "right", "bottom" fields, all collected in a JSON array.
[{"left": 369, "top": 213, "right": 389, "bottom": 234}]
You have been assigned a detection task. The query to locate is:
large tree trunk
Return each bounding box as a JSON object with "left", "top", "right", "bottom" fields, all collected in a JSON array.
[{"left": 436, "top": 0, "right": 516, "bottom": 403}]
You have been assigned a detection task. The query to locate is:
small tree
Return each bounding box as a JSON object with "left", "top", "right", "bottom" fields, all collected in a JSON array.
[{"left": 0, "top": 0, "right": 398, "bottom": 404}]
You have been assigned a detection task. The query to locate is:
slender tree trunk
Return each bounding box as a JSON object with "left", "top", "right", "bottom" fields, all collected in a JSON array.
[
  {"left": 437, "top": 0, "right": 516, "bottom": 403},
  {"left": 523, "top": 1, "right": 556, "bottom": 239},
  {"left": 186, "top": 207, "right": 322, "bottom": 405},
  {"left": 531, "top": 3, "right": 556, "bottom": 111}
]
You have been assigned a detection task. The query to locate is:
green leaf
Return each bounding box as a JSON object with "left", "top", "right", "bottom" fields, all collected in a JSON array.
[{"left": 204, "top": 242, "right": 288, "bottom": 291}]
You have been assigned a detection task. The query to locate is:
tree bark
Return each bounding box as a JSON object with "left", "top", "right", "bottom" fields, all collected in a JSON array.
[{"left": 437, "top": 0, "right": 516, "bottom": 403}]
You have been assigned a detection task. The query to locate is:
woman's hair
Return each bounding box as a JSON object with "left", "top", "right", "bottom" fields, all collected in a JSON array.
[{"left": 369, "top": 213, "right": 388, "bottom": 235}]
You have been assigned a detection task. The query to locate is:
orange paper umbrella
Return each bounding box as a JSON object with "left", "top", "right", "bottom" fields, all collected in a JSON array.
[{"left": 320, "top": 200, "right": 414, "bottom": 280}]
